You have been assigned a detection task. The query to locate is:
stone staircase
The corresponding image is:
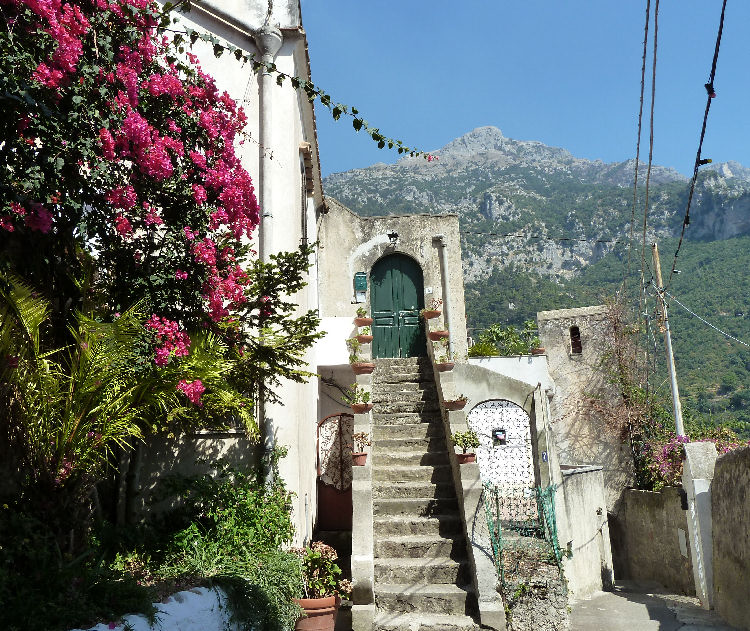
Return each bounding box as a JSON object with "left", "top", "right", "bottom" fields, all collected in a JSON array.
[{"left": 370, "top": 357, "right": 480, "bottom": 631}]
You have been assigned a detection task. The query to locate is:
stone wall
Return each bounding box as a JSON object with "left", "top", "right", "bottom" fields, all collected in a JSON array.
[
  {"left": 616, "top": 488, "right": 694, "bottom": 595},
  {"left": 558, "top": 465, "right": 613, "bottom": 599},
  {"left": 712, "top": 445, "right": 750, "bottom": 629},
  {"left": 537, "top": 305, "right": 633, "bottom": 514}
]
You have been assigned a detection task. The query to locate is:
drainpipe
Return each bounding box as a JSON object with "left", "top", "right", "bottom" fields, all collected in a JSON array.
[
  {"left": 255, "top": 23, "right": 283, "bottom": 480},
  {"left": 256, "top": 23, "right": 283, "bottom": 264},
  {"left": 433, "top": 235, "right": 453, "bottom": 355}
]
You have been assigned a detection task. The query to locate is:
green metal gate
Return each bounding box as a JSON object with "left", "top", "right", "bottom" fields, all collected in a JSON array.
[{"left": 370, "top": 253, "right": 426, "bottom": 358}]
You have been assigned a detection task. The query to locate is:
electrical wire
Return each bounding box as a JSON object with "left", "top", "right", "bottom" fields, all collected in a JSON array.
[
  {"left": 666, "top": 0, "right": 729, "bottom": 291},
  {"left": 664, "top": 290, "right": 750, "bottom": 348},
  {"left": 639, "top": 0, "right": 659, "bottom": 328},
  {"left": 623, "top": 0, "right": 652, "bottom": 297}
]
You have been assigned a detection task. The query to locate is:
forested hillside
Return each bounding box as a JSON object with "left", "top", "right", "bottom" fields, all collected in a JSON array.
[{"left": 323, "top": 127, "right": 750, "bottom": 433}]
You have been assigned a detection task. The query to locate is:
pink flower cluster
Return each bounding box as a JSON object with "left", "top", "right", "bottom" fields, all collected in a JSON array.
[
  {"left": 145, "top": 314, "right": 190, "bottom": 366},
  {"left": 177, "top": 378, "right": 205, "bottom": 406}
]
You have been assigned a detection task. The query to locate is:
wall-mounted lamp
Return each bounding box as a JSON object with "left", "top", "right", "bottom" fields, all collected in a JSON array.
[{"left": 387, "top": 230, "right": 399, "bottom": 246}]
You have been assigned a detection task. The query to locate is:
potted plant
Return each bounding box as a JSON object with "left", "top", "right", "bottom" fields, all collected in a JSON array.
[
  {"left": 452, "top": 428, "right": 479, "bottom": 464},
  {"left": 356, "top": 326, "right": 373, "bottom": 344},
  {"left": 428, "top": 328, "right": 450, "bottom": 341},
  {"left": 434, "top": 338, "right": 456, "bottom": 371},
  {"left": 354, "top": 306, "right": 373, "bottom": 327},
  {"left": 347, "top": 338, "right": 375, "bottom": 374},
  {"left": 342, "top": 383, "right": 373, "bottom": 414},
  {"left": 443, "top": 394, "right": 468, "bottom": 411},
  {"left": 350, "top": 431, "right": 371, "bottom": 466},
  {"left": 292, "top": 542, "right": 353, "bottom": 631},
  {"left": 420, "top": 297, "right": 443, "bottom": 320}
]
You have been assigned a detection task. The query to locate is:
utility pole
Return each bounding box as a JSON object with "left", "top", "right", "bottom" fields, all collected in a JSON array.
[{"left": 652, "top": 242, "right": 685, "bottom": 436}]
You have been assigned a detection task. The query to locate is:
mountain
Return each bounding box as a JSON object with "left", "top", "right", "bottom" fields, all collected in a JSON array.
[
  {"left": 324, "top": 126, "right": 750, "bottom": 283},
  {"left": 323, "top": 126, "right": 750, "bottom": 433}
]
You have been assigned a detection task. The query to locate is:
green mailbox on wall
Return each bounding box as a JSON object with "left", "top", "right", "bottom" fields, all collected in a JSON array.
[{"left": 354, "top": 272, "right": 367, "bottom": 303}]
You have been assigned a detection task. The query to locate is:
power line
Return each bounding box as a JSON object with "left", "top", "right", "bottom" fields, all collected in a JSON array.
[
  {"left": 664, "top": 290, "right": 750, "bottom": 348},
  {"left": 623, "top": 0, "right": 651, "bottom": 297},
  {"left": 666, "top": 0, "right": 729, "bottom": 291}
]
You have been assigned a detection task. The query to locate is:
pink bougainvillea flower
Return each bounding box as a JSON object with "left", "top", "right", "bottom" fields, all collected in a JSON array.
[{"left": 177, "top": 378, "right": 205, "bottom": 405}]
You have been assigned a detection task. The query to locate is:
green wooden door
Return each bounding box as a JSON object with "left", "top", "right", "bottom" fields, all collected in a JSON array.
[{"left": 370, "top": 254, "right": 426, "bottom": 358}]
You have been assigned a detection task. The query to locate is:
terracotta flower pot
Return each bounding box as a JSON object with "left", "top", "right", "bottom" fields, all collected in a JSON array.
[
  {"left": 436, "top": 362, "right": 455, "bottom": 372},
  {"left": 421, "top": 309, "right": 441, "bottom": 320},
  {"left": 351, "top": 362, "right": 375, "bottom": 375},
  {"left": 531, "top": 347, "right": 546, "bottom": 355},
  {"left": 354, "top": 317, "right": 373, "bottom": 327},
  {"left": 444, "top": 399, "right": 467, "bottom": 411},
  {"left": 293, "top": 596, "right": 340, "bottom": 631},
  {"left": 356, "top": 334, "right": 373, "bottom": 344},
  {"left": 428, "top": 330, "right": 449, "bottom": 341},
  {"left": 352, "top": 452, "right": 367, "bottom": 466},
  {"left": 350, "top": 403, "right": 373, "bottom": 414},
  {"left": 457, "top": 452, "right": 476, "bottom": 464}
]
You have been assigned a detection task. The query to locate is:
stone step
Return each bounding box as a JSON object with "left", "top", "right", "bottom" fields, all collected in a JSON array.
[
  {"left": 372, "top": 412, "right": 442, "bottom": 426},
  {"left": 374, "top": 534, "right": 464, "bottom": 559},
  {"left": 374, "top": 515, "right": 463, "bottom": 537},
  {"left": 373, "top": 612, "right": 480, "bottom": 631},
  {"left": 373, "top": 451, "right": 450, "bottom": 467},
  {"left": 373, "top": 371, "right": 434, "bottom": 384},
  {"left": 373, "top": 436, "right": 447, "bottom": 452},
  {"left": 373, "top": 481, "right": 456, "bottom": 500},
  {"left": 373, "top": 381, "right": 436, "bottom": 394},
  {"left": 375, "top": 583, "right": 475, "bottom": 616},
  {"left": 372, "top": 389, "right": 438, "bottom": 404},
  {"left": 373, "top": 423, "right": 443, "bottom": 440},
  {"left": 372, "top": 464, "right": 452, "bottom": 483},
  {"left": 376, "top": 401, "right": 440, "bottom": 414},
  {"left": 375, "top": 557, "right": 470, "bottom": 584},
  {"left": 373, "top": 497, "right": 458, "bottom": 518},
  {"left": 374, "top": 357, "right": 431, "bottom": 368}
]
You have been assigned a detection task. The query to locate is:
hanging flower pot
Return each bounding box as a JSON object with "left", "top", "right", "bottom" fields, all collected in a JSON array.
[
  {"left": 457, "top": 452, "right": 476, "bottom": 465},
  {"left": 421, "top": 309, "right": 442, "bottom": 320},
  {"left": 350, "top": 403, "right": 373, "bottom": 414},
  {"left": 352, "top": 452, "right": 368, "bottom": 466},
  {"left": 293, "top": 595, "right": 340, "bottom": 631},
  {"left": 351, "top": 362, "right": 375, "bottom": 375},
  {"left": 354, "top": 317, "right": 373, "bottom": 327},
  {"left": 531, "top": 347, "right": 546, "bottom": 355},
  {"left": 436, "top": 362, "right": 455, "bottom": 372},
  {"left": 356, "top": 334, "right": 373, "bottom": 344},
  {"left": 444, "top": 398, "right": 467, "bottom": 411},
  {"left": 428, "top": 330, "right": 449, "bottom": 341}
]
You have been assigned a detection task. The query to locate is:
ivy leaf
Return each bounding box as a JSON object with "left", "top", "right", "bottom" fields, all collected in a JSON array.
[
  {"left": 276, "top": 74, "right": 284, "bottom": 87},
  {"left": 352, "top": 119, "right": 362, "bottom": 132},
  {"left": 332, "top": 107, "right": 341, "bottom": 120}
]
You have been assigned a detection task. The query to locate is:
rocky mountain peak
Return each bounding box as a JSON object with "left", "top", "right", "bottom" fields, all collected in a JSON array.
[{"left": 438, "top": 126, "right": 507, "bottom": 156}]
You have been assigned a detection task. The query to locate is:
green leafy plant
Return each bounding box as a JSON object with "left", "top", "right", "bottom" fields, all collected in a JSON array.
[
  {"left": 356, "top": 306, "right": 368, "bottom": 318},
  {"left": 342, "top": 383, "right": 371, "bottom": 406},
  {"left": 351, "top": 432, "right": 371, "bottom": 453},
  {"left": 473, "top": 320, "right": 540, "bottom": 356},
  {"left": 346, "top": 337, "right": 362, "bottom": 363},
  {"left": 434, "top": 338, "right": 457, "bottom": 363},
  {"left": 292, "top": 542, "right": 352, "bottom": 600},
  {"left": 452, "top": 429, "right": 479, "bottom": 453},
  {"left": 359, "top": 326, "right": 371, "bottom": 336}
]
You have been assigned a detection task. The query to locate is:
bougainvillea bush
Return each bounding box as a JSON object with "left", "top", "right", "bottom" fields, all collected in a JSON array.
[
  {"left": 0, "top": 0, "right": 320, "bottom": 452},
  {"left": 0, "top": 1, "right": 321, "bottom": 626}
]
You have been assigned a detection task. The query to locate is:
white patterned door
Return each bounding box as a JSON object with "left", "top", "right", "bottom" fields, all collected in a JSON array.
[{"left": 467, "top": 399, "right": 535, "bottom": 492}]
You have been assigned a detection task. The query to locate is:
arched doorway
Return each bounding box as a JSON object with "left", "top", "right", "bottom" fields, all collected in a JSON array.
[{"left": 370, "top": 253, "right": 426, "bottom": 358}]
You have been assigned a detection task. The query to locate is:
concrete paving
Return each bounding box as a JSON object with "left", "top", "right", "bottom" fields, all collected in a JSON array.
[{"left": 570, "top": 581, "right": 739, "bottom": 631}]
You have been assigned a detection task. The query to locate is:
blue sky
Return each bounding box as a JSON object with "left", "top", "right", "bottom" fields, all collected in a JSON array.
[{"left": 301, "top": 1, "right": 750, "bottom": 178}]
